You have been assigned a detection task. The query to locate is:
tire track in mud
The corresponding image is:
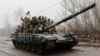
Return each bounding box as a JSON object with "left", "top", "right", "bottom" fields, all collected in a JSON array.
[
  {"left": 0, "top": 41, "right": 12, "bottom": 46},
  {"left": 0, "top": 50, "right": 15, "bottom": 56},
  {"left": 0, "top": 40, "right": 15, "bottom": 56},
  {"left": 0, "top": 41, "right": 8, "bottom": 45}
]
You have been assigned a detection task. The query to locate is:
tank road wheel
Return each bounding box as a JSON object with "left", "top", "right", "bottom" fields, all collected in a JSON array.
[
  {"left": 17, "top": 42, "right": 20, "bottom": 49},
  {"left": 23, "top": 43, "right": 27, "bottom": 50},
  {"left": 31, "top": 44, "right": 35, "bottom": 52},
  {"left": 17, "top": 42, "right": 23, "bottom": 49},
  {"left": 35, "top": 44, "right": 44, "bottom": 54},
  {"left": 35, "top": 41, "right": 55, "bottom": 54},
  {"left": 21, "top": 42, "right": 24, "bottom": 49},
  {"left": 12, "top": 40, "right": 17, "bottom": 48},
  {"left": 15, "top": 41, "right": 19, "bottom": 48},
  {"left": 18, "top": 42, "right": 22, "bottom": 49},
  {"left": 44, "top": 41, "right": 55, "bottom": 52},
  {"left": 26, "top": 43, "right": 31, "bottom": 51},
  {"left": 20, "top": 42, "right": 23, "bottom": 49},
  {"left": 22, "top": 43, "right": 26, "bottom": 49},
  {"left": 15, "top": 41, "right": 18, "bottom": 48}
]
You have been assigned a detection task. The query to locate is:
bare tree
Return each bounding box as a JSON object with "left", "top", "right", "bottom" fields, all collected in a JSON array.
[{"left": 59, "top": 0, "right": 100, "bottom": 42}]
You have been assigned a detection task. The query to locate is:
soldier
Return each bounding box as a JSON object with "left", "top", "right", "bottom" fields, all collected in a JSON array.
[
  {"left": 21, "top": 17, "right": 27, "bottom": 30},
  {"left": 41, "top": 16, "right": 44, "bottom": 24},
  {"left": 46, "top": 19, "right": 51, "bottom": 27},
  {"left": 31, "top": 16, "right": 38, "bottom": 28},
  {"left": 34, "top": 25, "right": 38, "bottom": 33},
  {"left": 15, "top": 25, "right": 20, "bottom": 33},
  {"left": 37, "top": 16, "right": 42, "bottom": 24},
  {"left": 46, "top": 20, "right": 57, "bottom": 34},
  {"left": 28, "top": 25, "right": 33, "bottom": 33},
  {"left": 24, "top": 17, "right": 28, "bottom": 23},
  {"left": 51, "top": 20, "right": 54, "bottom": 24},
  {"left": 26, "top": 18, "right": 31, "bottom": 29},
  {"left": 41, "top": 22, "right": 47, "bottom": 33},
  {"left": 40, "top": 16, "right": 43, "bottom": 24},
  {"left": 17, "top": 25, "right": 23, "bottom": 33},
  {"left": 27, "top": 18, "right": 30, "bottom": 23},
  {"left": 21, "top": 23, "right": 24, "bottom": 33},
  {"left": 44, "top": 17, "right": 47, "bottom": 23},
  {"left": 23, "top": 26, "right": 28, "bottom": 33},
  {"left": 21, "top": 17, "right": 29, "bottom": 33},
  {"left": 42, "top": 16, "right": 46, "bottom": 25},
  {"left": 37, "top": 24, "right": 43, "bottom": 33}
]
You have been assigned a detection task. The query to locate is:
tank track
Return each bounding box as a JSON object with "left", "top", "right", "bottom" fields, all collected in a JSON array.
[{"left": 12, "top": 40, "right": 55, "bottom": 54}]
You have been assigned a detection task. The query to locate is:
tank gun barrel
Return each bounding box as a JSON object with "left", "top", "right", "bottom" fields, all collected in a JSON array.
[{"left": 44, "top": 3, "right": 96, "bottom": 31}]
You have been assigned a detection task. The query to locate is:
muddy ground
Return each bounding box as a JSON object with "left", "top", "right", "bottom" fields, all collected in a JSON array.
[{"left": 0, "top": 37, "right": 100, "bottom": 56}]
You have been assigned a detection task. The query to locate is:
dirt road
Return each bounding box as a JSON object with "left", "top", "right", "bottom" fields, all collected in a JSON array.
[{"left": 0, "top": 37, "right": 100, "bottom": 56}]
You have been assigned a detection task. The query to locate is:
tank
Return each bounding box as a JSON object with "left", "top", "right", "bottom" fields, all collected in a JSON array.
[{"left": 11, "top": 3, "right": 96, "bottom": 54}]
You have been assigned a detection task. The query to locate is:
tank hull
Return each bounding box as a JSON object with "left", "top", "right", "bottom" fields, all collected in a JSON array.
[{"left": 11, "top": 33, "right": 79, "bottom": 54}]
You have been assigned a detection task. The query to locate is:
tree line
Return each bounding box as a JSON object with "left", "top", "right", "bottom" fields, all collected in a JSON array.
[{"left": 58, "top": 0, "right": 100, "bottom": 43}]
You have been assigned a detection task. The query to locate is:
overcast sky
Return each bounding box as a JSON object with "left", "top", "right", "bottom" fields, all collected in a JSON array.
[
  {"left": 0, "top": 0, "right": 100, "bottom": 29},
  {"left": 0, "top": 0, "right": 61, "bottom": 28}
]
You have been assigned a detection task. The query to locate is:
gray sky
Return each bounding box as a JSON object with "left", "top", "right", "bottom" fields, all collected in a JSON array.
[
  {"left": 1, "top": 0, "right": 99, "bottom": 29},
  {"left": 0, "top": 0, "right": 61, "bottom": 28}
]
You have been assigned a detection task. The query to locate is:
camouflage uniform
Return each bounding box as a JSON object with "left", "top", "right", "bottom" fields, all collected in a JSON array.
[
  {"left": 23, "top": 26, "right": 28, "bottom": 33},
  {"left": 47, "top": 19, "right": 51, "bottom": 26},
  {"left": 28, "top": 25, "right": 33, "bottom": 33},
  {"left": 31, "top": 16, "right": 38, "bottom": 28},
  {"left": 37, "top": 16, "right": 42, "bottom": 25},
  {"left": 19, "top": 16, "right": 56, "bottom": 34},
  {"left": 34, "top": 25, "right": 38, "bottom": 33},
  {"left": 17, "top": 25, "right": 22, "bottom": 33},
  {"left": 21, "top": 17, "right": 29, "bottom": 33}
]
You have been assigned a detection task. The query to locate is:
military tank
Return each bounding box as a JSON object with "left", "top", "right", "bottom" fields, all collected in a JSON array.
[{"left": 11, "top": 3, "right": 96, "bottom": 54}]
